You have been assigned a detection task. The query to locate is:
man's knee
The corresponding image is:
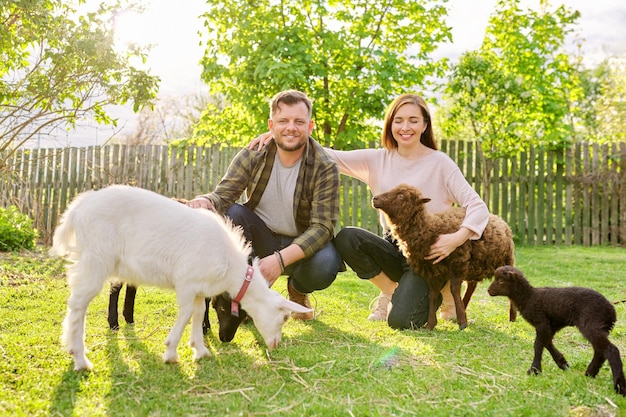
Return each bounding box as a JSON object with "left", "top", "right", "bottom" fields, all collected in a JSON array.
[
  {"left": 225, "top": 203, "right": 247, "bottom": 223},
  {"left": 334, "top": 227, "right": 360, "bottom": 252},
  {"left": 293, "top": 247, "right": 341, "bottom": 292}
]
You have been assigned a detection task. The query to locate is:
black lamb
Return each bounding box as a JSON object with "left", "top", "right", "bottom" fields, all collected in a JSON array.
[{"left": 488, "top": 265, "right": 626, "bottom": 396}]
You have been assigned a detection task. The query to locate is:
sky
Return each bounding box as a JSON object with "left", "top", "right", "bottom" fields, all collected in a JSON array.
[{"left": 30, "top": 0, "right": 626, "bottom": 148}]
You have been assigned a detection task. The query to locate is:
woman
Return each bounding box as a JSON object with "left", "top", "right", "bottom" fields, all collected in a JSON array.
[{"left": 252, "top": 94, "right": 489, "bottom": 329}]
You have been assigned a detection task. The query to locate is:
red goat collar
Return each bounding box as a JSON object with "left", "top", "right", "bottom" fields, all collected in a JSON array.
[{"left": 231, "top": 265, "right": 254, "bottom": 317}]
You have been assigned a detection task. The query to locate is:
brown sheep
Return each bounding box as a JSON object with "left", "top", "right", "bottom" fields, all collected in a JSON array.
[
  {"left": 488, "top": 265, "right": 626, "bottom": 397},
  {"left": 372, "top": 184, "right": 515, "bottom": 330}
]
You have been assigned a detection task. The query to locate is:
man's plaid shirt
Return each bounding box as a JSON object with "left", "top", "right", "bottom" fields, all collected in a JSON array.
[{"left": 198, "top": 137, "right": 340, "bottom": 258}]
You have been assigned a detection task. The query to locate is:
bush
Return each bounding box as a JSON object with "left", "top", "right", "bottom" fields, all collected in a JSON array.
[{"left": 0, "top": 206, "right": 38, "bottom": 251}]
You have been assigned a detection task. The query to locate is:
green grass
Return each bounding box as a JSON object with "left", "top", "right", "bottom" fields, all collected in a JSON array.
[{"left": 1, "top": 246, "right": 625, "bottom": 416}]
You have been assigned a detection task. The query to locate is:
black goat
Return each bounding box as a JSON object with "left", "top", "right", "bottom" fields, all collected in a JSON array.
[
  {"left": 488, "top": 265, "right": 626, "bottom": 396},
  {"left": 107, "top": 283, "right": 138, "bottom": 330},
  {"left": 108, "top": 283, "right": 248, "bottom": 342},
  {"left": 210, "top": 292, "right": 249, "bottom": 343}
]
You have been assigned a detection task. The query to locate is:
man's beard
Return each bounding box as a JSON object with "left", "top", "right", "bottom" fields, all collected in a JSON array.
[{"left": 276, "top": 137, "right": 306, "bottom": 152}]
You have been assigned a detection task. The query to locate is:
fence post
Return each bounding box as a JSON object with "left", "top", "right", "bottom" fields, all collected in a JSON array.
[{"left": 1, "top": 142, "right": 623, "bottom": 248}]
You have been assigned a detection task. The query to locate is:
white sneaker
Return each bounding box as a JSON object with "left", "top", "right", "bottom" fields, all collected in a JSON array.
[
  {"left": 440, "top": 303, "right": 457, "bottom": 321},
  {"left": 368, "top": 293, "right": 392, "bottom": 321}
]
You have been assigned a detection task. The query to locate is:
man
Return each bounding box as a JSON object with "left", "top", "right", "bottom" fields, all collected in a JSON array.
[{"left": 188, "top": 90, "right": 342, "bottom": 320}]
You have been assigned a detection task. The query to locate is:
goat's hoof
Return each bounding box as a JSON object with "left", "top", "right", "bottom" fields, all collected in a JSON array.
[
  {"left": 193, "top": 348, "right": 211, "bottom": 361},
  {"left": 527, "top": 367, "right": 541, "bottom": 376},
  {"left": 73, "top": 358, "right": 93, "bottom": 372},
  {"left": 163, "top": 351, "right": 179, "bottom": 363}
]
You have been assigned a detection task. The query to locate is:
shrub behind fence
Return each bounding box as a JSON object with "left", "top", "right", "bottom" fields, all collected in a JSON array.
[{"left": 1, "top": 141, "right": 624, "bottom": 246}]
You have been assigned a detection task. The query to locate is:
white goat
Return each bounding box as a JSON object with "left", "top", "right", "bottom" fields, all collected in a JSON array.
[{"left": 50, "top": 185, "right": 311, "bottom": 371}]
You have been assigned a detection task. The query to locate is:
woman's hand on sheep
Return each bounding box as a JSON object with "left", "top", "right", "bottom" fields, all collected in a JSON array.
[
  {"left": 426, "top": 228, "right": 473, "bottom": 264},
  {"left": 247, "top": 132, "right": 273, "bottom": 151}
]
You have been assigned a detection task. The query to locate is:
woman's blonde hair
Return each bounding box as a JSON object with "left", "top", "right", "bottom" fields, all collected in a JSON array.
[{"left": 381, "top": 94, "right": 437, "bottom": 151}]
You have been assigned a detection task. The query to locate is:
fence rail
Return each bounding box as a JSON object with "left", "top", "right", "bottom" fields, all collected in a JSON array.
[{"left": 1, "top": 141, "right": 625, "bottom": 247}]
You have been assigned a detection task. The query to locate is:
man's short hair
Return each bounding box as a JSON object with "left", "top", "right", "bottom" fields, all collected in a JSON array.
[{"left": 269, "top": 90, "right": 313, "bottom": 119}]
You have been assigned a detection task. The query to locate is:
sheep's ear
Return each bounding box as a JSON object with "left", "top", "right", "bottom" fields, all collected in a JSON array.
[
  {"left": 505, "top": 268, "right": 520, "bottom": 282},
  {"left": 420, "top": 198, "right": 431, "bottom": 204}
]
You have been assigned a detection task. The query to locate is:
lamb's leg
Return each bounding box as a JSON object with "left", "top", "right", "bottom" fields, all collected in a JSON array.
[
  {"left": 602, "top": 343, "right": 626, "bottom": 396},
  {"left": 544, "top": 340, "right": 569, "bottom": 370},
  {"left": 108, "top": 282, "right": 123, "bottom": 330},
  {"left": 122, "top": 285, "right": 137, "bottom": 324},
  {"left": 202, "top": 298, "right": 211, "bottom": 335},
  {"left": 583, "top": 328, "right": 626, "bottom": 396},
  {"left": 163, "top": 291, "right": 195, "bottom": 363},
  {"left": 584, "top": 330, "right": 609, "bottom": 378},
  {"left": 450, "top": 278, "right": 468, "bottom": 330},
  {"left": 425, "top": 285, "right": 440, "bottom": 331},
  {"left": 508, "top": 300, "right": 517, "bottom": 322},
  {"left": 530, "top": 325, "right": 567, "bottom": 374},
  {"left": 189, "top": 295, "right": 211, "bottom": 360},
  {"left": 529, "top": 326, "right": 550, "bottom": 375},
  {"left": 462, "top": 281, "right": 477, "bottom": 308}
]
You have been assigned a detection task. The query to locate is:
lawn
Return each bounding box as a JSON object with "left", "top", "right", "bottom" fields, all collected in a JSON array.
[{"left": 1, "top": 246, "right": 625, "bottom": 416}]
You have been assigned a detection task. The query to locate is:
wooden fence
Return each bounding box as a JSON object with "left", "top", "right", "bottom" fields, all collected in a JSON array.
[{"left": 1, "top": 141, "right": 625, "bottom": 247}]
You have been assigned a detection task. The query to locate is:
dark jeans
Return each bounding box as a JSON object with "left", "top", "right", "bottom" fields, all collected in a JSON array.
[
  {"left": 225, "top": 203, "right": 342, "bottom": 294},
  {"left": 334, "top": 226, "right": 441, "bottom": 330}
]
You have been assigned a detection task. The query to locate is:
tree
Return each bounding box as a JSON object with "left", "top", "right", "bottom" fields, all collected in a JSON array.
[
  {"left": 437, "top": 0, "right": 584, "bottom": 202},
  {"left": 0, "top": 0, "right": 159, "bottom": 170},
  {"left": 196, "top": 0, "right": 452, "bottom": 149},
  {"left": 118, "top": 92, "right": 213, "bottom": 145},
  {"left": 577, "top": 58, "right": 626, "bottom": 143},
  {"left": 441, "top": 0, "right": 583, "bottom": 155}
]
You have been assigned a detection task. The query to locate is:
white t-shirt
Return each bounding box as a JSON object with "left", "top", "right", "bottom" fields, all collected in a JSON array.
[
  {"left": 255, "top": 153, "right": 301, "bottom": 236},
  {"left": 326, "top": 147, "right": 489, "bottom": 239}
]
